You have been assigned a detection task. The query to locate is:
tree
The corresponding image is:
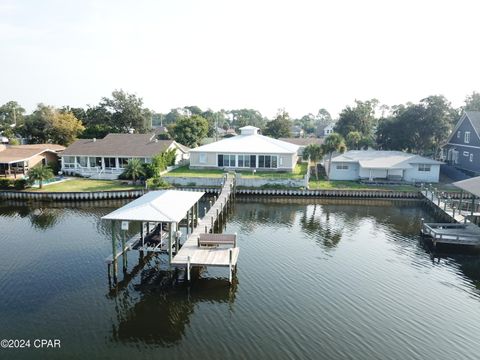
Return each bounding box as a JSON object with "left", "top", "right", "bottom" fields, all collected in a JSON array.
[
  {"left": 21, "top": 104, "right": 84, "bottom": 145},
  {"left": 296, "top": 114, "right": 316, "bottom": 135},
  {"left": 322, "top": 133, "right": 346, "bottom": 179},
  {"left": 346, "top": 131, "right": 362, "bottom": 150},
  {"left": 122, "top": 158, "right": 145, "bottom": 182},
  {"left": 0, "top": 101, "right": 25, "bottom": 128},
  {"left": 335, "top": 99, "right": 378, "bottom": 138},
  {"left": 303, "top": 144, "right": 323, "bottom": 180},
  {"left": 316, "top": 108, "right": 332, "bottom": 125},
  {"left": 169, "top": 115, "right": 209, "bottom": 147},
  {"left": 229, "top": 109, "right": 266, "bottom": 129},
  {"left": 263, "top": 110, "right": 292, "bottom": 138},
  {"left": 28, "top": 165, "right": 54, "bottom": 189},
  {"left": 464, "top": 91, "right": 480, "bottom": 112},
  {"left": 100, "top": 90, "right": 152, "bottom": 132},
  {"left": 49, "top": 112, "right": 85, "bottom": 145}
]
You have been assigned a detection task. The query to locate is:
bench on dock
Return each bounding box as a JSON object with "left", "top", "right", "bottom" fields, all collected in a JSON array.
[{"left": 197, "top": 233, "right": 237, "bottom": 248}]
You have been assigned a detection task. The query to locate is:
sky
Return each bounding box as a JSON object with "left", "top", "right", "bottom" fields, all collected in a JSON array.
[{"left": 0, "top": 0, "right": 479, "bottom": 118}]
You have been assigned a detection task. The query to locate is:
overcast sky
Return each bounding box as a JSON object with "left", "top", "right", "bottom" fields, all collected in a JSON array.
[{"left": 1, "top": 0, "right": 479, "bottom": 118}]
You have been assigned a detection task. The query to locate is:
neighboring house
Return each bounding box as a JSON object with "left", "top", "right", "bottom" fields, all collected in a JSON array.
[
  {"left": 329, "top": 150, "right": 442, "bottom": 183},
  {"left": 152, "top": 125, "right": 169, "bottom": 137},
  {"left": 442, "top": 111, "right": 480, "bottom": 176},
  {"left": 190, "top": 126, "right": 299, "bottom": 172},
  {"left": 290, "top": 125, "right": 304, "bottom": 138},
  {"left": 317, "top": 123, "right": 335, "bottom": 137},
  {"left": 0, "top": 143, "right": 65, "bottom": 178},
  {"left": 279, "top": 137, "right": 324, "bottom": 157},
  {"left": 61, "top": 133, "right": 189, "bottom": 179}
]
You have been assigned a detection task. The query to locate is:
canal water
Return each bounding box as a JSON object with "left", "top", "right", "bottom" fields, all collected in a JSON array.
[{"left": 0, "top": 198, "right": 479, "bottom": 360}]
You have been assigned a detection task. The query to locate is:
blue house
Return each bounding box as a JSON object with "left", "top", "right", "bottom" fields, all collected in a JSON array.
[{"left": 443, "top": 111, "right": 480, "bottom": 176}]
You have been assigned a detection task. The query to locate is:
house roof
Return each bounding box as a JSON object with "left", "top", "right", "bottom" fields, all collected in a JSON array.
[
  {"left": 190, "top": 132, "right": 299, "bottom": 154},
  {"left": 0, "top": 144, "right": 65, "bottom": 164},
  {"left": 453, "top": 176, "right": 480, "bottom": 198},
  {"left": 61, "top": 133, "right": 188, "bottom": 157},
  {"left": 102, "top": 190, "right": 204, "bottom": 223},
  {"left": 279, "top": 138, "right": 324, "bottom": 147},
  {"left": 331, "top": 150, "right": 442, "bottom": 169},
  {"left": 446, "top": 111, "right": 480, "bottom": 144}
]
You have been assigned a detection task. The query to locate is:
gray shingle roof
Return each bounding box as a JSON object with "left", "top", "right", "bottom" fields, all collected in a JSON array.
[
  {"left": 62, "top": 134, "right": 182, "bottom": 157},
  {"left": 465, "top": 111, "right": 480, "bottom": 134}
]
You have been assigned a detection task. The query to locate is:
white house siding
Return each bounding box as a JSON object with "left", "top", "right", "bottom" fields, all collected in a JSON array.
[
  {"left": 404, "top": 164, "right": 440, "bottom": 183},
  {"left": 329, "top": 162, "right": 359, "bottom": 180},
  {"left": 359, "top": 168, "right": 387, "bottom": 179},
  {"left": 190, "top": 152, "right": 297, "bottom": 172}
]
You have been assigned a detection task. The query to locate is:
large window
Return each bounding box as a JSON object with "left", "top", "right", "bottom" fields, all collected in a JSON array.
[
  {"left": 89, "top": 157, "right": 101, "bottom": 168},
  {"left": 199, "top": 153, "right": 207, "bottom": 164},
  {"left": 63, "top": 156, "right": 75, "bottom": 168},
  {"left": 76, "top": 156, "right": 88, "bottom": 167},
  {"left": 218, "top": 154, "right": 235, "bottom": 167},
  {"left": 336, "top": 163, "right": 349, "bottom": 170},
  {"left": 465, "top": 131, "right": 471, "bottom": 143},
  {"left": 237, "top": 155, "right": 251, "bottom": 168},
  {"left": 258, "top": 155, "right": 278, "bottom": 168},
  {"left": 418, "top": 164, "right": 431, "bottom": 172},
  {"left": 118, "top": 158, "right": 130, "bottom": 168},
  {"left": 104, "top": 157, "right": 116, "bottom": 169}
]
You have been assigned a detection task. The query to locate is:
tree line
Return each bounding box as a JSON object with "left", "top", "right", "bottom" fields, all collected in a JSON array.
[{"left": 1, "top": 90, "right": 479, "bottom": 153}]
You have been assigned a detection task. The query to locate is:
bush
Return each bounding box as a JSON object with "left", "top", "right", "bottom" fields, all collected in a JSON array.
[
  {"left": 147, "top": 177, "right": 171, "bottom": 189},
  {"left": 13, "top": 179, "right": 29, "bottom": 190},
  {"left": 0, "top": 179, "right": 12, "bottom": 189}
]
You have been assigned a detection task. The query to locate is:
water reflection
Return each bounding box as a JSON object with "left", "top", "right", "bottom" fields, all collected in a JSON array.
[{"left": 109, "top": 258, "right": 237, "bottom": 346}]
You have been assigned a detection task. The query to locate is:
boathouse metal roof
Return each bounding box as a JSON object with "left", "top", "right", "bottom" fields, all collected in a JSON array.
[
  {"left": 453, "top": 176, "right": 480, "bottom": 198},
  {"left": 331, "top": 150, "right": 442, "bottom": 169},
  {"left": 102, "top": 190, "right": 204, "bottom": 223}
]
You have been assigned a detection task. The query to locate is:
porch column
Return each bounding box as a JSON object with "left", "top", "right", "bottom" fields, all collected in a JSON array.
[
  {"left": 101, "top": 157, "right": 105, "bottom": 171},
  {"left": 115, "top": 157, "right": 120, "bottom": 170}
]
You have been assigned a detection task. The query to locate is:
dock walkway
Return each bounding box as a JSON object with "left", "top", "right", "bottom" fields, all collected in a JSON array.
[
  {"left": 172, "top": 174, "right": 239, "bottom": 282},
  {"left": 421, "top": 189, "right": 469, "bottom": 223}
]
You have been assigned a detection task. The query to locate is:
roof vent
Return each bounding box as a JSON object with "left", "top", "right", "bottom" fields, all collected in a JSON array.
[
  {"left": 93, "top": 138, "right": 96, "bottom": 142},
  {"left": 239, "top": 126, "right": 259, "bottom": 135}
]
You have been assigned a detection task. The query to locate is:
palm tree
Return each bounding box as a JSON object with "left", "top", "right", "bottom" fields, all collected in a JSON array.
[
  {"left": 322, "top": 133, "right": 347, "bottom": 180},
  {"left": 303, "top": 144, "right": 323, "bottom": 180},
  {"left": 346, "top": 131, "right": 362, "bottom": 150},
  {"left": 123, "top": 158, "right": 145, "bottom": 183},
  {"left": 28, "top": 165, "right": 54, "bottom": 189}
]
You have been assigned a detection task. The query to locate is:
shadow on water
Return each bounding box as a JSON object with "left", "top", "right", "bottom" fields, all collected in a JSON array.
[{"left": 108, "top": 254, "right": 237, "bottom": 347}]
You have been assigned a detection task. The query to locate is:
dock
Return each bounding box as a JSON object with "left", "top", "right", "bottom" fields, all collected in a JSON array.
[
  {"left": 101, "top": 173, "right": 239, "bottom": 284},
  {"left": 421, "top": 185, "right": 480, "bottom": 246},
  {"left": 172, "top": 174, "right": 239, "bottom": 282}
]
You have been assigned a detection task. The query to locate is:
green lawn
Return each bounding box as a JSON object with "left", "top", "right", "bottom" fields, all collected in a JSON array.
[
  {"left": 308, "top": 179, "right": 418, "bottom": 192},
  {"left": 28, "top": 179, "right": 143, "bottom": 192},
  {"left": 167, "top": 163, "right": 307, "bottom": 179}
]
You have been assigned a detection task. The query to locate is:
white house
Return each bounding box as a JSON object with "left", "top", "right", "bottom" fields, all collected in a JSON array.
[
  {"left": 189, "top": 126, "right": 299, "bottom": 172},
  {"left": 329, "top": 150, "right": 442, "bottom": 183},
  {"left": 61, "top": 133, "right": 189, "bottom": 179}
]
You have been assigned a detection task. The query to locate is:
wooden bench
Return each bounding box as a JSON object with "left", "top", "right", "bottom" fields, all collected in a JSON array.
[{"left": 198, "top": 233, "right": 237, "bottom": 248}]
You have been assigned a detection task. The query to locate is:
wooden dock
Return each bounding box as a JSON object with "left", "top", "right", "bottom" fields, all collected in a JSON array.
[
  {"left": 172, "top": 174, "right": 239, "bottom": 282},
  {"left": 421, "top": 186, "right": 480, "bottom": 246}
]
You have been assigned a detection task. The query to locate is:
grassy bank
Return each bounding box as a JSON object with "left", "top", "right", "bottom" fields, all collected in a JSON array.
[
  {"left": 28, "top": 179, "right": 143, "bottom": 192},
  {"left": 308, "top": 179, "right": 418, "bottom": 192},
  {"left": 167, "top": 163, "right": 307, "bottom": 179}
]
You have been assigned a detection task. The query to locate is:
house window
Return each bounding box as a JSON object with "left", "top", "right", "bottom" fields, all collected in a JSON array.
[
  {"left": 463, "top": 151, "right": 469, "bottom": 157},
  {"left": 218, "top": 154, "right": 235, "bottom": 167},
  {"left": 418, "top": 164, "right": 431, "bottom": 172},
  {"left": 63, "top": 156, "right": 75, "bottom": 168},
  {"left": 258, "top": 155, "right": 278, "bottom": 169},
  {"left": 237, "top": 155, "right": 251, "bottom": 168},
  {"left": 76, "top": 156, "right": 88, "bottom": 167},
  {"left": 89, "top": 157, "right": 101, "bottom": 168},
  {"left": 465, "top": 131, "right": 471, "bottom": 143},
  {"left": 470, "top": 153, "right": 474, "bottom": 162},
  {"left": 104, "top": 157, "right": 116, "bottom": 169},
  {"left": 118, "top": 158, "right": 130, "bottom": 168},
  {"left": 457, "top": 131, "right": 461, "bottom": 139},
  {"left": 199, "top": 153, "right": 207, "bottom": 164},
  {"left": 336, "top": 163, "right": 349, "bottom": 170}
]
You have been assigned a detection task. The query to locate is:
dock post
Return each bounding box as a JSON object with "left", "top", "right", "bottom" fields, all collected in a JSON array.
[
  {"left": 216, "top": 208, "right": 219, "bottom": 230},
  {"left": 168, "top": 223, "right": 173, "bottom": 264},
  {"left": 190, "top": 208, "right": 194, "bottom": 233},
  {"left": 209, "top": 200, "right": 212, "bottom": 210},
  {"left": 205, "top": 225, "right": 207, "bottom": 233},
  {"left": 211, "top": 216, "right": 214, "bottom": 233},
  {"left": 204, "top": 207, "right": 207, "bottom": 219},
  {"left": 186, "top": 208, "right": 190, "bottom": 235},
  {"left": 229, "top": 249, "right": 233, "bottom": 284},
  {"left": 122, "top": 229, "right": 127, "bottom": 271},
  {"left": 196, "top": 202, "right": 200, "bottom": 223},
  {"left": 111, "top": 221, "right": 117, "bottom": 278},
  {"left": 187, "top": 256, "right": 191, "bottom": 282}
]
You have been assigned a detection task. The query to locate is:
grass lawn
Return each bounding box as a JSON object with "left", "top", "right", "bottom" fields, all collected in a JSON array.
[
  {"left": 308, "top": 179, "right": 418, "bottom": 192},
  {"left": 167, "top": 163, "right": 307, "bottom": 179},
  {"left": 28, "top": 179, "right": 143, "bottom": 192}
]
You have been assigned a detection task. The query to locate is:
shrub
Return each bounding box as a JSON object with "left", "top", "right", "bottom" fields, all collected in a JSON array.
[
  {"left": 13, "top": 179, "right": 29, "bottom": 190},
  {"left": 0, "top": 179, "right": 12, "bottom": 189},
  {"left": 147, "top": 177, "right": 171, "bottom": 189}
]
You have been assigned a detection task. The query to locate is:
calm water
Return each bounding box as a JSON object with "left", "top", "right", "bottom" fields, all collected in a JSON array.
[{"left": 1, "top": 197, "right": 480, "bottom": 360}]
